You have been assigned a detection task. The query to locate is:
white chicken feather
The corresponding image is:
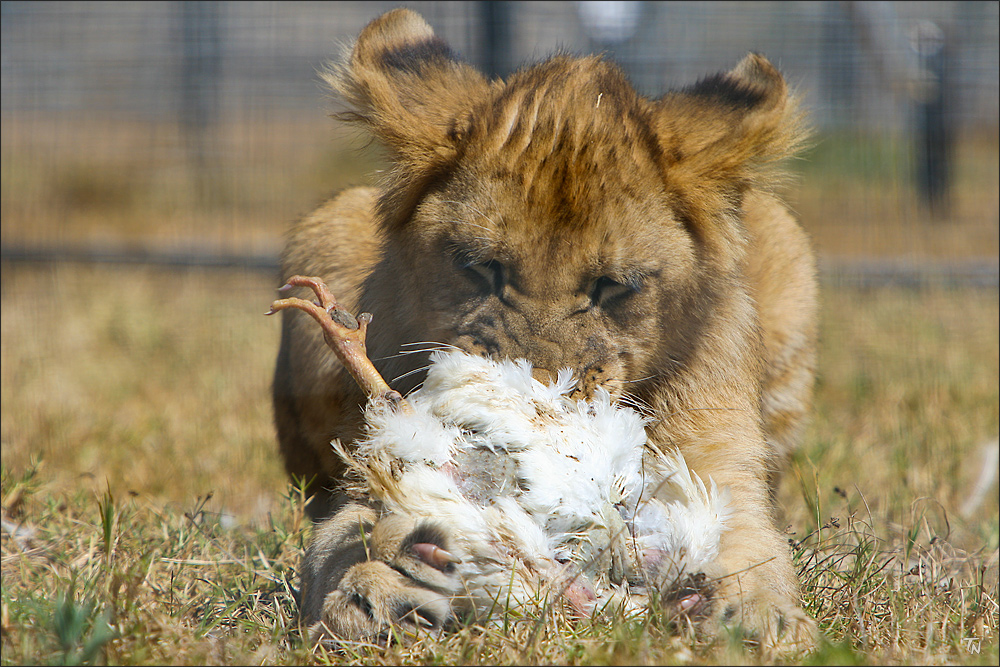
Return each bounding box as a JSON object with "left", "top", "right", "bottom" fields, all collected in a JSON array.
[
  {"left": 268, "top": 276, "right": 731, "bottom": 621},
  {"left": 335, "top": 349, "right": 732, "bottom": 617}
]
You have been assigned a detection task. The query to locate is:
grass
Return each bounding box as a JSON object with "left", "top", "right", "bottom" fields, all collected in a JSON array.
[
  {"left": 1, "top": 264, "right": 997, "bottom": 665},
  {"left": 1, "top": 113, "right": 997, "bottom": 663},
  {"left": 1, "top": 461, "right": 309, "bottom": 665}
]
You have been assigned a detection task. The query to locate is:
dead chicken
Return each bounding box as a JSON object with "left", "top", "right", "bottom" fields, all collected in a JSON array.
[{"left": 267, "top": 275, "right": 730, "bottom": 622}]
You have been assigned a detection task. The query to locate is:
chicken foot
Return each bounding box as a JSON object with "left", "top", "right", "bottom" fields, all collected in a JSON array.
[{"left": 266, "top": 275, "right": 408, "bottom": 412}]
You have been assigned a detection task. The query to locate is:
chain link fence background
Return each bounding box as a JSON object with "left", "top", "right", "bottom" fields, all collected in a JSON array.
[{"left": 2, "top": 1, "right": 998, "bottom": 283}]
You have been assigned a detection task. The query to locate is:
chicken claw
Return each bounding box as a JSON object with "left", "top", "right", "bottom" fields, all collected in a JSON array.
[{"left": 267, "top": 275, "right": 408, "bottom": 411}]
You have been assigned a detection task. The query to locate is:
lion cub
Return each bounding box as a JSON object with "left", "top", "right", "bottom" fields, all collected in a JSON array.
[{"left": 274, "top": 8, "right": 818, "bottom": 650}]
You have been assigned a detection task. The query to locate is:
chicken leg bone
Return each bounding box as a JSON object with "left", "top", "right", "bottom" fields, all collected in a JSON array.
[{"left": 266, "top": 275, "right": 408, "bottom": 412}]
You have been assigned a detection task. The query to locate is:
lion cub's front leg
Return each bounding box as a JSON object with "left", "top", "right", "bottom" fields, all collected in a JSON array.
[
  {"left": 269, "top": 279, "right": 467, "bottom": 643},
  {"left": 698, "top": 481, "right": 817, "bottom": 654},
  {"left": 300, "top": 504, "right": 465, "bottom": 643}
]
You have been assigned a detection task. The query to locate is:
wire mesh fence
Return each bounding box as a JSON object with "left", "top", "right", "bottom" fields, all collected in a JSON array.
[{"left": 1, "top": 1, "right": 997, "bottom": 284}]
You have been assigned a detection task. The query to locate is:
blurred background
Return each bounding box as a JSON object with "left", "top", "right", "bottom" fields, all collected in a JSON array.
[
  {"left": 1, "top": 1, "right": 997, "bottom": 526},
  {"left": 2, "top": 0, "right": 997, "bottom": 267}
]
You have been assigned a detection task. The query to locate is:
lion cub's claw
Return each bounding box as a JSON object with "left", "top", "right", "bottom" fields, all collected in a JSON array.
[{"left": 411, "top": 542, "right": 462, "bottom": 570}]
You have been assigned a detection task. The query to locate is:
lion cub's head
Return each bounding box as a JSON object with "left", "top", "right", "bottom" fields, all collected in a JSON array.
[{"left": 330, "top": 9, "right": 807, "bottom": 400}]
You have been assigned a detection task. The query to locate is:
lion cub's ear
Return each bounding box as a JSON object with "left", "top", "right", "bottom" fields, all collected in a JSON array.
[
  {"left": 325, "top": 8, "right": 488, "bottom": 170},
  {"left": 655, "top": 53, "right": 809, "bottom": 194}
]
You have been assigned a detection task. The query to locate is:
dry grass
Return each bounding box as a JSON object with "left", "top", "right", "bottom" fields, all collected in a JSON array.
[
  {"left": 1, "top": 113, "right": 997, "bottom": 663},
  {"left": 1, "top": 264, "right": 997, "bottom": 665}
]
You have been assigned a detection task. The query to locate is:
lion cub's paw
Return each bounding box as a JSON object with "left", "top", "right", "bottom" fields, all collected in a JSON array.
[
  {"left": 312, "top": 559, "right": 454, "bottom": 643},
  {"left": 705, "top": 591, "right": 817, "bottom": 656},
  {"left": 758, "top": 602, "right": 818, "bottom": 657},
  {"left": 308, "top": 514, "right": 465, "bottom": 644}
]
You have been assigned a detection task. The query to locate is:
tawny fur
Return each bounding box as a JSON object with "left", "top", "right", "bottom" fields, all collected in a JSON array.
[{"left": 275, "top": 8, "right": 818, "bottom": 651}]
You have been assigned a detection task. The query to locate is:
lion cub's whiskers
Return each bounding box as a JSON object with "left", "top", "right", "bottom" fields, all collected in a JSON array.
[
  {"left": 374, "top": 342, "right": 458, "bottom": 363},
  {"left": 619, "top": 392, "right": 655, "bottom": 416},
  {"left": 622, "top": 374, "right": 658, "bottom": 384},
  {"left": 399, "top": 341, "right": 461, "bottom": 351},
  {"left": 390, "top": 364, "right": 433, "bottom": 386}
]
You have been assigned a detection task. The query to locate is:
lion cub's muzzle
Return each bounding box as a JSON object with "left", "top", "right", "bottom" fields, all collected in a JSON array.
[{"left": 452, "top": 333, "right": 625, "bottom": 402}]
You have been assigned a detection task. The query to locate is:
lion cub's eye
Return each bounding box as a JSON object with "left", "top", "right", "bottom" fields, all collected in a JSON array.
[
  {"left": 590, "top": 275, "right": 641, "bottom": 308},
  {"left": 463, "top": 259, "right": 505, "bottom": 295}
]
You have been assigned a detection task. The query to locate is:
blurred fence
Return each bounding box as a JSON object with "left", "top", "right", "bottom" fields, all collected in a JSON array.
[
  {"left": 1, "top": 1, "right": 997, "bottom": 285},
  {"left": 3, "top": 1, "right": 997, "bottom": 127}
]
